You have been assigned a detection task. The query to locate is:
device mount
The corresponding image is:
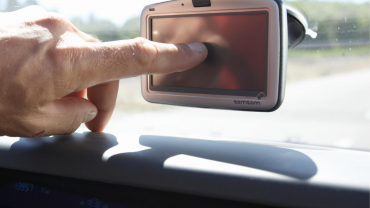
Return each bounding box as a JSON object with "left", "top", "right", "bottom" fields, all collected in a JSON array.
[{"left": 192, "top": 0, "right": 311, "bottom": 48}]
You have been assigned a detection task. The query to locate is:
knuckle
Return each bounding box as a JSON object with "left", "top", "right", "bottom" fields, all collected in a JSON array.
[
  {"left": 131, "top": 38, "right": 158, "bottom": 73},
  {"left": 36, "top": 12, "right": 69, "bottom": 29}
]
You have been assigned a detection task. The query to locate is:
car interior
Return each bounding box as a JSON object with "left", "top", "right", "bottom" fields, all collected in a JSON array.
[{"left": 0, "top": 0, "right": 369, "bottom": 208}]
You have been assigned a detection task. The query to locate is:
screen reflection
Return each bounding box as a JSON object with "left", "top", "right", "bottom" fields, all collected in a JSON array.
[{"left": 151, "top": 13, "right": 268, "bottom": 93}]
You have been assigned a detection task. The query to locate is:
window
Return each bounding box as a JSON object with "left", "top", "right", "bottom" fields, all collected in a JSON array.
[{"left": 2, "top": 0, "right": 369, "bottom": 150}]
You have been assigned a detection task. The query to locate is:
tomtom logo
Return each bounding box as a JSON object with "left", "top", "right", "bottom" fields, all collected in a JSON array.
[{"left": 234, "top": 100, "right": 261, "bottom": 105}]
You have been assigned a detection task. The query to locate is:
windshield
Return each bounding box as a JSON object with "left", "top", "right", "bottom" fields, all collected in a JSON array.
[{"left": 2, "top": 0, "right": 369, "bottom": 151}]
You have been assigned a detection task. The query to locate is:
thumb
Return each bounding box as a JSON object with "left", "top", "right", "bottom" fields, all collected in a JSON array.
[{"left": 36, "top": 97, "right": 98, "bottom": 136}]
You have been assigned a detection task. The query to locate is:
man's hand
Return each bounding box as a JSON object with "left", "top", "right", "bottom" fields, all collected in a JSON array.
[{"left": 0, "top": 6, "right": 208, "bottom": 137}]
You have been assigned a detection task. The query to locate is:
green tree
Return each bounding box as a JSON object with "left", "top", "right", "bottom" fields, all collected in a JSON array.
[
  {"left": 71, "top": 14, "right": 121, "bottom": 42},
  {"left": 287, "top": 1, "right": 369, "bottom": 49},
  {"left": 122, "top": 16, "right": 140, "bottom": 31},
  {"left": 71, "top": 15, "right": 140, "bottom": 42}
]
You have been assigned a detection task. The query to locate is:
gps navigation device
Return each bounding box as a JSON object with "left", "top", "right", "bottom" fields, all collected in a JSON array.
[{"left": 141, "top": 0, "right": 307, "bottom": 111}]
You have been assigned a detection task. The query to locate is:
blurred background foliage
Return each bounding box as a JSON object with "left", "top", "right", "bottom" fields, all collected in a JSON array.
[
  {"left": 286, "top": 0, "right": 369, "bottom": 57},
  {"left": 2, "top": 0, "right": 370, "bottom": 106},
  {"left": 70, "top": 15, "right": 140, "bottom": 42},
  {"left": 4, "top": 0, "right": 369, "bottom": 49},
  {"left": 3, "top": 0, "right": 140, "bottom": 41}
]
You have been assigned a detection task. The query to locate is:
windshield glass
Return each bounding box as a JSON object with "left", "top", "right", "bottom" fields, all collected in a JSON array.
[{"left": 2, "top": 0, "right": 369, "bottom": 151}]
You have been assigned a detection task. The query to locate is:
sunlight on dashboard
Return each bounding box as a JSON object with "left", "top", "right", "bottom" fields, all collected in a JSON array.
[
  {"left": 101, "top": 133, "right": 150, "bottom": 162},
  {"left": 0, "top": 137, "right": 20, "bottom": 151}
]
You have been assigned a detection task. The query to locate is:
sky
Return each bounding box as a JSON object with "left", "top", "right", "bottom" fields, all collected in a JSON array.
[
  {"left": 1, "top": 0, "right": 369, "bottom": 26},
  {"left": 0, "top": 0, "right": 161, "bottom": 25}
]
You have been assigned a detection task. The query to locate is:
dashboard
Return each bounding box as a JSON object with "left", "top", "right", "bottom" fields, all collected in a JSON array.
[
  {"left": 0, "top": 132, "right": 368, "bottom": 208},
  {"left": 0, "top": 168, "right": 259, "bottom": 208}
]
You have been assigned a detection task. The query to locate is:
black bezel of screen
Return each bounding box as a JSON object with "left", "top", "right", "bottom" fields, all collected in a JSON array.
[{"left": 148, "top": 11, "right": 269, "bottom": 97}]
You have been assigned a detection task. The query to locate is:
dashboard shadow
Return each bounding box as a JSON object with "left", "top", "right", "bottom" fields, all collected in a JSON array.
[
  {"left": 0, "top": 132, "right": 118, "bottom": 177},
  {"left": 108, "top": 135, "right": 318, "bottom": 180},
  {"left": 0, "top": 132, "right": 317, "bottom": 182}
]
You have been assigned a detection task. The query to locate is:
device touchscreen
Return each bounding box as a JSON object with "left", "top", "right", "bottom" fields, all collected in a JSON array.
[{"left": 150, "top": 12, "right": 269, "bottom": 97}]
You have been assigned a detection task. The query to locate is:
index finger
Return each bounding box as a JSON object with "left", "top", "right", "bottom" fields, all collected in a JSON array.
[{"left": 74, "top": 38, "right": 208, "bottom": 89}]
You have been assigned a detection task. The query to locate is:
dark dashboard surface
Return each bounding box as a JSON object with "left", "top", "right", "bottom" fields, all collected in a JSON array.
[
  {"left": 0, "top": 132, "right": 368, "bottom": 208},
  {"left": 0, "top": 168, "right": 270, "bottom": 208}
]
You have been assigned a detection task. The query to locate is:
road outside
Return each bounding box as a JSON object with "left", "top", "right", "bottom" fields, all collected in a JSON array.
[{"left": 77, "top": 69, "right": 369, "bottom": 151}]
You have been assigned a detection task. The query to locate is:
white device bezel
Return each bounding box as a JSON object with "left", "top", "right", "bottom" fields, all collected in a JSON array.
[{"left": 141, "top": 0, "right": 287, "bottom": 111}]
